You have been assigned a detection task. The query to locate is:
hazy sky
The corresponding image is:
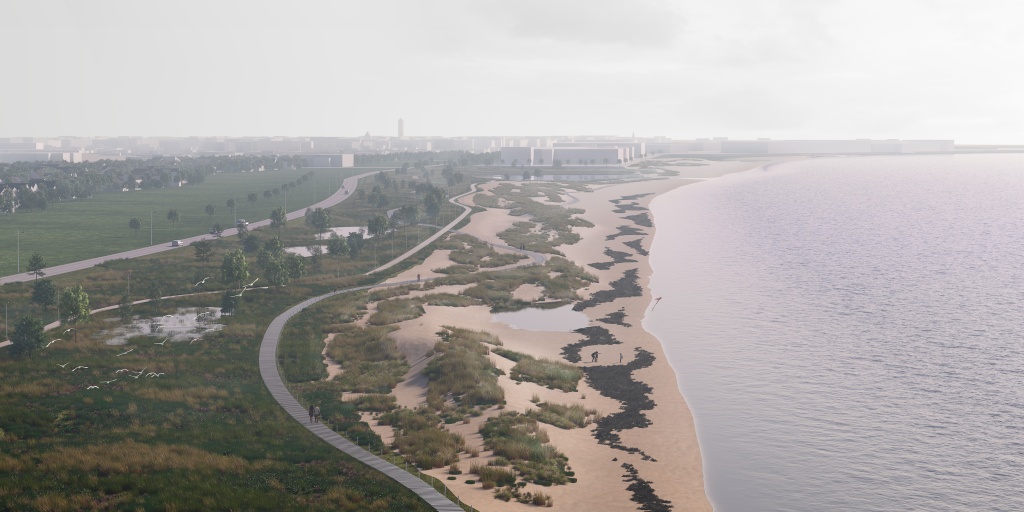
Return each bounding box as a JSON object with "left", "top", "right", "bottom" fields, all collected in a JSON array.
[{"left": 2, "top": 0, "right": 1022, "bottom": 142}]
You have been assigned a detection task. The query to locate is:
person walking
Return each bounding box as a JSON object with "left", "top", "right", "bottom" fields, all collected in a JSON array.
[
  {"left": 314, "top": 405, "right": 321, "bottom": 423},
  {"left": 308, "top": 404, "right": 315, "bottom": 424},
  {"left": 417, "top": 273, "right": 421, "bottom": 282}
]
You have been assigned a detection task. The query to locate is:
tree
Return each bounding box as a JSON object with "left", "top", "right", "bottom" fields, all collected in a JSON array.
[
  {"left": 247, "top": 192, "right": 258, "bottom": 211},
  {"left": 193, "top": 239, "right": 213, "bottom": 262},
  {"left": 221, "top": 290, "right": 239, "bottom": 315},
  {"left": 9, "top": 316, "right": 46, "bottom": 358},
  {"left": 129, "top": 217, "right": 142, "bottom": 238},
  {"left": 118, "top": 293, "right": 133, "bottom": 324},
  {"left": 270, "top": 207, "right": 287, "bottom": 229},
  {"left": 221, "top": 249, "right": 249, "bottom": 289},
  {"left": 167, "top": 209, "right": 179, "bottom": 227},
  {"left": 26, "top": 252, "right": 46, "bottom": 280},
  {"left": 327, "top": 233, "right": 348, "bottom": 276},
  {"left": 263, "top": 190, "right": 272, "bottom": 202},
  {"left": 367, "top": 214, "right": 390, "bottom": 266},
  {"left": 522, "top": 170, "right": 531, "bottom": 181},
  {"left": 533, "top": 169, "right": 543, "bottom": 178},
  {"left": 205, "top": 203, "right": 216, "bottom": 220},
  {"left": 346, "top": 230, "right": 365, "bottom": 258},
  {"left": 226, "top": 198, "right": 236, "bottom": 211},
  {"left": 31, "top": 279, "right": 58, "bottom": 312},
  {"left": 59, "top": 285, "right": 90, "bottom": 342},
  {"left": 305, "top": 207, "right": 332, "bottom": 241},
  {"left": 553, "top": 159, "right": 563, "bottom": 168}
]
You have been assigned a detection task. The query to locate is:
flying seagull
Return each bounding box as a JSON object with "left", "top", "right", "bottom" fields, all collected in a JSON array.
[
  {"left": 116, "top": 348, "right": 135, "bottom": 357},
  {"left": 115, "top": 368, "right": 130, "bottom": 374},
  {"left": 46, "top": 339, "right": 61, "bottom": 348},
  {"left": 86, "top": 385, "right": 100, "bottom": 390},
  {"left": 154, "top": 338, "right": 169, "bottom": 346},
  {"left": 130, "top": 367, "right": 147, "bottom": 379},
  {"left": 62, "top": 328, "right": 75, "bottom": 335},
  {"left": 194, "top": 277, "right": 211, "bottom": 287},
  {"left": 102, "top": 379, "right": 117, "bottom": 384},
  {"left": 232, "top": 288, "right": 247, "bottom": 297},
  {"left": 245, "top": 277, "right": 259, "bottom": 287},
  {"left": 72, "top": 366, "right": 88, "bottom": 372},
  {"left": 57, "top": 362, "right": 70, "bottom": 368}
]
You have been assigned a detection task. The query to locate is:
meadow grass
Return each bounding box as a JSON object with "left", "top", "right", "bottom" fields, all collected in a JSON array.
[
  {"left": 368, "top": 298, "right": 426, "bottom": 325},
  {"left": 0, "top": 168, "right": 367, "bottom": 276}
]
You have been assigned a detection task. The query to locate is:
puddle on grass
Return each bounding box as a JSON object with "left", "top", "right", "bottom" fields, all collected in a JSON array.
[
  {"left": 491, "top": 304, "right": 589, "bottom": 332},
  {"left": 100, "top": 307, "right": 224, "bottom": 345},
  {"left": 286, "top": 227, "right": 375, "bottom": 256}
]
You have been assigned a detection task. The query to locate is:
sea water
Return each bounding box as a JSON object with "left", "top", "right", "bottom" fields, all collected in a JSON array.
[{"left": 646, "top": 154, "right": 1024, "bottom": 511}]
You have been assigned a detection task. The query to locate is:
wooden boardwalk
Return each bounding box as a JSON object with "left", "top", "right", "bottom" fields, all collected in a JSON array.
[{"left": 258, "top": 282, "right": 466, "bottom": 512}]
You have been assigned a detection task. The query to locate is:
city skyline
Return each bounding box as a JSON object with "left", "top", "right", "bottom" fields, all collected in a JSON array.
[{"left": 2, "top": 1, "right": 1023, "bottom": 143}]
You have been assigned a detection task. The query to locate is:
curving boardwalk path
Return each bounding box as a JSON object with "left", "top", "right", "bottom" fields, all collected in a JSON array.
[{"left": 260, "top": 182, "right": 550, "bottom": 511}]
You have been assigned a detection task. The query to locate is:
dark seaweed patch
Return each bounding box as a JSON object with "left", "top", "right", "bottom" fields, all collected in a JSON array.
[
  {"left": 610, "top": 193, "right": 653, "bottom": 203},
  {"left": 623, "top": 238, "right": 648, "bottom": 257},
  {"left": 597, "top": 308, "right": 631, "bottom": 327},
  {"left": 588, "top": 248, "right": 637, "bottom": 271},
  {"left": 622, "top": 463, "right": 673, "bottom": 512},
  {"left": 606, "top": 225, "right": 646, "bottom": 240},
  {"left": 625, "top": 213, "right": 653, "bottom": 228},
  {"left": 583, "top": 347, "right": 657, "bottom": 461},
  {"left": 573, "top": 268, "right": 642, "bottom": 311},
  {"left": 613, "top": 202, "right": 647, "bottom": 214},
  {"left": 561, "top": 325, "right": 622, "bottom": 364}
]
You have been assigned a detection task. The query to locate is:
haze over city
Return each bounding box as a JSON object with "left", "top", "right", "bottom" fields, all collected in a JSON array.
[{"left": 2, "top": 0, "right": 1023, "bottom": 143}]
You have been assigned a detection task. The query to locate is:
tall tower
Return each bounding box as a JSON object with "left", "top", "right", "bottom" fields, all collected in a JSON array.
[{"left": 398, "top": 118, "right": 405, "bottom": 138}]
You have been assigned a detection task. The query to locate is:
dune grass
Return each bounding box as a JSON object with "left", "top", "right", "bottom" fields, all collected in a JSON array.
[
  {"left": 323, "top": 324, "right": 409, "bottom": 393},
  {"left": 528, "top": 402, "right": 599, "bottom": 429},
  {"left": 423, "top": 327, "right": 505, "bottom": 410},
  {"left": 378, "top": 407, "right": 466, "bottom": 469},
  {"left": 479, "top": 412, "right": 571, "bottom": 487},
  {"left": 368, "top": 298, "right": 426, "bottom": 325},
  {"left": 493, "top": 348, "right": 584, "bottom": 392},
  {"left": 478, "top": 182, "right": 594, "bottom": 255}
]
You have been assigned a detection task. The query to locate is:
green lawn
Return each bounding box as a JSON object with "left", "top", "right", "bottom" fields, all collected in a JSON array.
[{"left": 0, "top": 167, "right": 370, "bottom": 276}]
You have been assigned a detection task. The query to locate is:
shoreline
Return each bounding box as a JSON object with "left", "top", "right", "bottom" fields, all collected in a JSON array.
[{"left": 352, "top": 157, "right": 795, "bottom": 511}]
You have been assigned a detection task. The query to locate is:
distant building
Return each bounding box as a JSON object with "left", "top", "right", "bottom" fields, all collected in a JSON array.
[
  {"left": 303, "top": 154, "right": 355, "bottom": 168},
  {"left": 398, "top": 118, "right": 405, "bottom": 138}
]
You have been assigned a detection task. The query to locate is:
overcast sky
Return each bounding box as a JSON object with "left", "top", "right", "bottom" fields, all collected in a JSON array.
[{"left": 1, "top": 0, "right": 1022, "bottom": 143}]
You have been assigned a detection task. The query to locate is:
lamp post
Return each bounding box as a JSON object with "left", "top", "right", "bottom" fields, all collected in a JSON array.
[
  {"left": 150, "top": 210, "right": 154, "bottom": 246},
  {"left": 16, "top": 230, "right": 21, "bottom": 273}
]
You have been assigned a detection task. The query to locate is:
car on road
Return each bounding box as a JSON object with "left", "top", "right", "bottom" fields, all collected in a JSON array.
[
  {"left": 171, "top": 240, "right": 183, "bottom": 247},
  {"left": 236, "top": 219, "right": 249, "bottom": 226}
]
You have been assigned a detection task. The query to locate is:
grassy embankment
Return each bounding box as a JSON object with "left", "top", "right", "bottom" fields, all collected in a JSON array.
[{"left": 0, "top": 171, "right": 473, "bottom": 510}]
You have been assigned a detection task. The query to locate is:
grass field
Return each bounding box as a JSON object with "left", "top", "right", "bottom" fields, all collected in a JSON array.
[{"left": 0, "top": 167, "right": 368, "bottom": 276}]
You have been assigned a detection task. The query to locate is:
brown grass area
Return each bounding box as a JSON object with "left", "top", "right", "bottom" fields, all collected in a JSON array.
[
  {"left": 133, "top": 386, "right": 230, "bottom": 407},
  {"left": 9, "top": 441, "right": 251, "bottom": 474}
]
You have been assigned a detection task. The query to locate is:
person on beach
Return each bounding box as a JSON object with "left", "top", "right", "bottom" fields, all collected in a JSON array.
[
  {"left": 308, "top": 404, "right": 315, "bottom": 424},
  {"left": 591, "top": 351, "right": 600, "bottom": 363},
  {"left": 417, "top": 273, "right": 421, "bottom": 282},
  {"left": 314, "top": 405, "right": 321, "bottom": 423},
  {"left": 620, "top": 353, "right": 624, "bottom": 363}
]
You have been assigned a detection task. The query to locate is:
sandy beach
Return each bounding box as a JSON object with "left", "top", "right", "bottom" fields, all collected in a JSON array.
[{"left": 333, "top": 157, "right": 792, "bottom": 511}]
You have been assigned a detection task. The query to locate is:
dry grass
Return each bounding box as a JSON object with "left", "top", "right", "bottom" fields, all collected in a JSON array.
[
  {"left": 14, "top": 441, "right": 250, "bottom": 474},
  {"left": 133, "top": 386, "right": 230, "bottom": 408}
]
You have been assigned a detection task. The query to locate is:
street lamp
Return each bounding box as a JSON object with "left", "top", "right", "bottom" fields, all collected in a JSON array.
[
  {"left": 150, "top": 210, "right": 154, "bottom": 246},
  {"left": 16, "top": 230, "right": 20, "bottom": 273}
]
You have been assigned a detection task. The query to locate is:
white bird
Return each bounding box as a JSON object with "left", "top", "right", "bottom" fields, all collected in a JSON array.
[
  {"left": 86, "top": 385, "right": 100, "bottom": 390},
  {"left": 194, "top": 277, "right": 211, "bottom": 287},
  {"left": 116, "top": 348, "right": 135, "bottom": 356},
  {"left": 102, "top": 379, "right": 117, "bottom": 384},
  {"left": 129, "top": 367, "right": 146, "bottom": 379},
  {"left": 154, "top": 338, "right": 169, "bottom": 346},
  {"left": 62, "top": 328, "right": 74, "bottom": 335},
  {"left": 245, "top": 277, "right": 259, "bottom": 287},
  {"left": 147, "top": 372, "right": 164, "bottom": 378},
  {"left": 115, "top": 368, "right": 130, "bottom": 374},
  {"left": 232, "top": 288, "right": 246, "bottom": 297},
  {"left": 46, "top": 339, "right": 61, "bottom": 348},
  {"left": 72, "top": 366, "right": 88, "bottom": 371},
  {"left": 57, "top": 362, "right": 70, "bottom": 368},
  {"left": 190, "top": 338, "right": 199, "bottom": 345}
]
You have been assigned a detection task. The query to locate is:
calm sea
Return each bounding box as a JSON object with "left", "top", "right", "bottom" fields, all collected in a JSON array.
[{"left": 646, "top": 154, "right": 1024, "bottom": 511}]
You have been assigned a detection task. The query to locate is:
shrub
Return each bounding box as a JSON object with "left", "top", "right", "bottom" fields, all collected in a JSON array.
[{"left": 528, "top": 402, "right": 598, "bottom": 429}]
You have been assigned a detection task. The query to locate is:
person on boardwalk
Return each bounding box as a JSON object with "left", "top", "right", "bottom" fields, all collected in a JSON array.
[
  {"left": 308, "top": 404, "right": 315, "bottom": 424},
  {"left": 591, "top": 351, "right": 599, "bottom": 363},
  {"left": 314, "top": 405, "right": 321, "bottom": 423}
]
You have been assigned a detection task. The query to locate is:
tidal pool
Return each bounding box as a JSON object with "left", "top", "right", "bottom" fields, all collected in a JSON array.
[{"left": 491, "top": 304, "right": 589, "bottom": 332}]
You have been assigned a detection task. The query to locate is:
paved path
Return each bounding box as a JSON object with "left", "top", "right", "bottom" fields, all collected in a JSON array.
[{"left": 0, "top": 171, "right": 379, "bottom": 286}]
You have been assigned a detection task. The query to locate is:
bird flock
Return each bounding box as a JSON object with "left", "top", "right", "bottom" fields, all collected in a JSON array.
[{"left": 45, "top": 308, "right": 222, "bottom": 392}]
